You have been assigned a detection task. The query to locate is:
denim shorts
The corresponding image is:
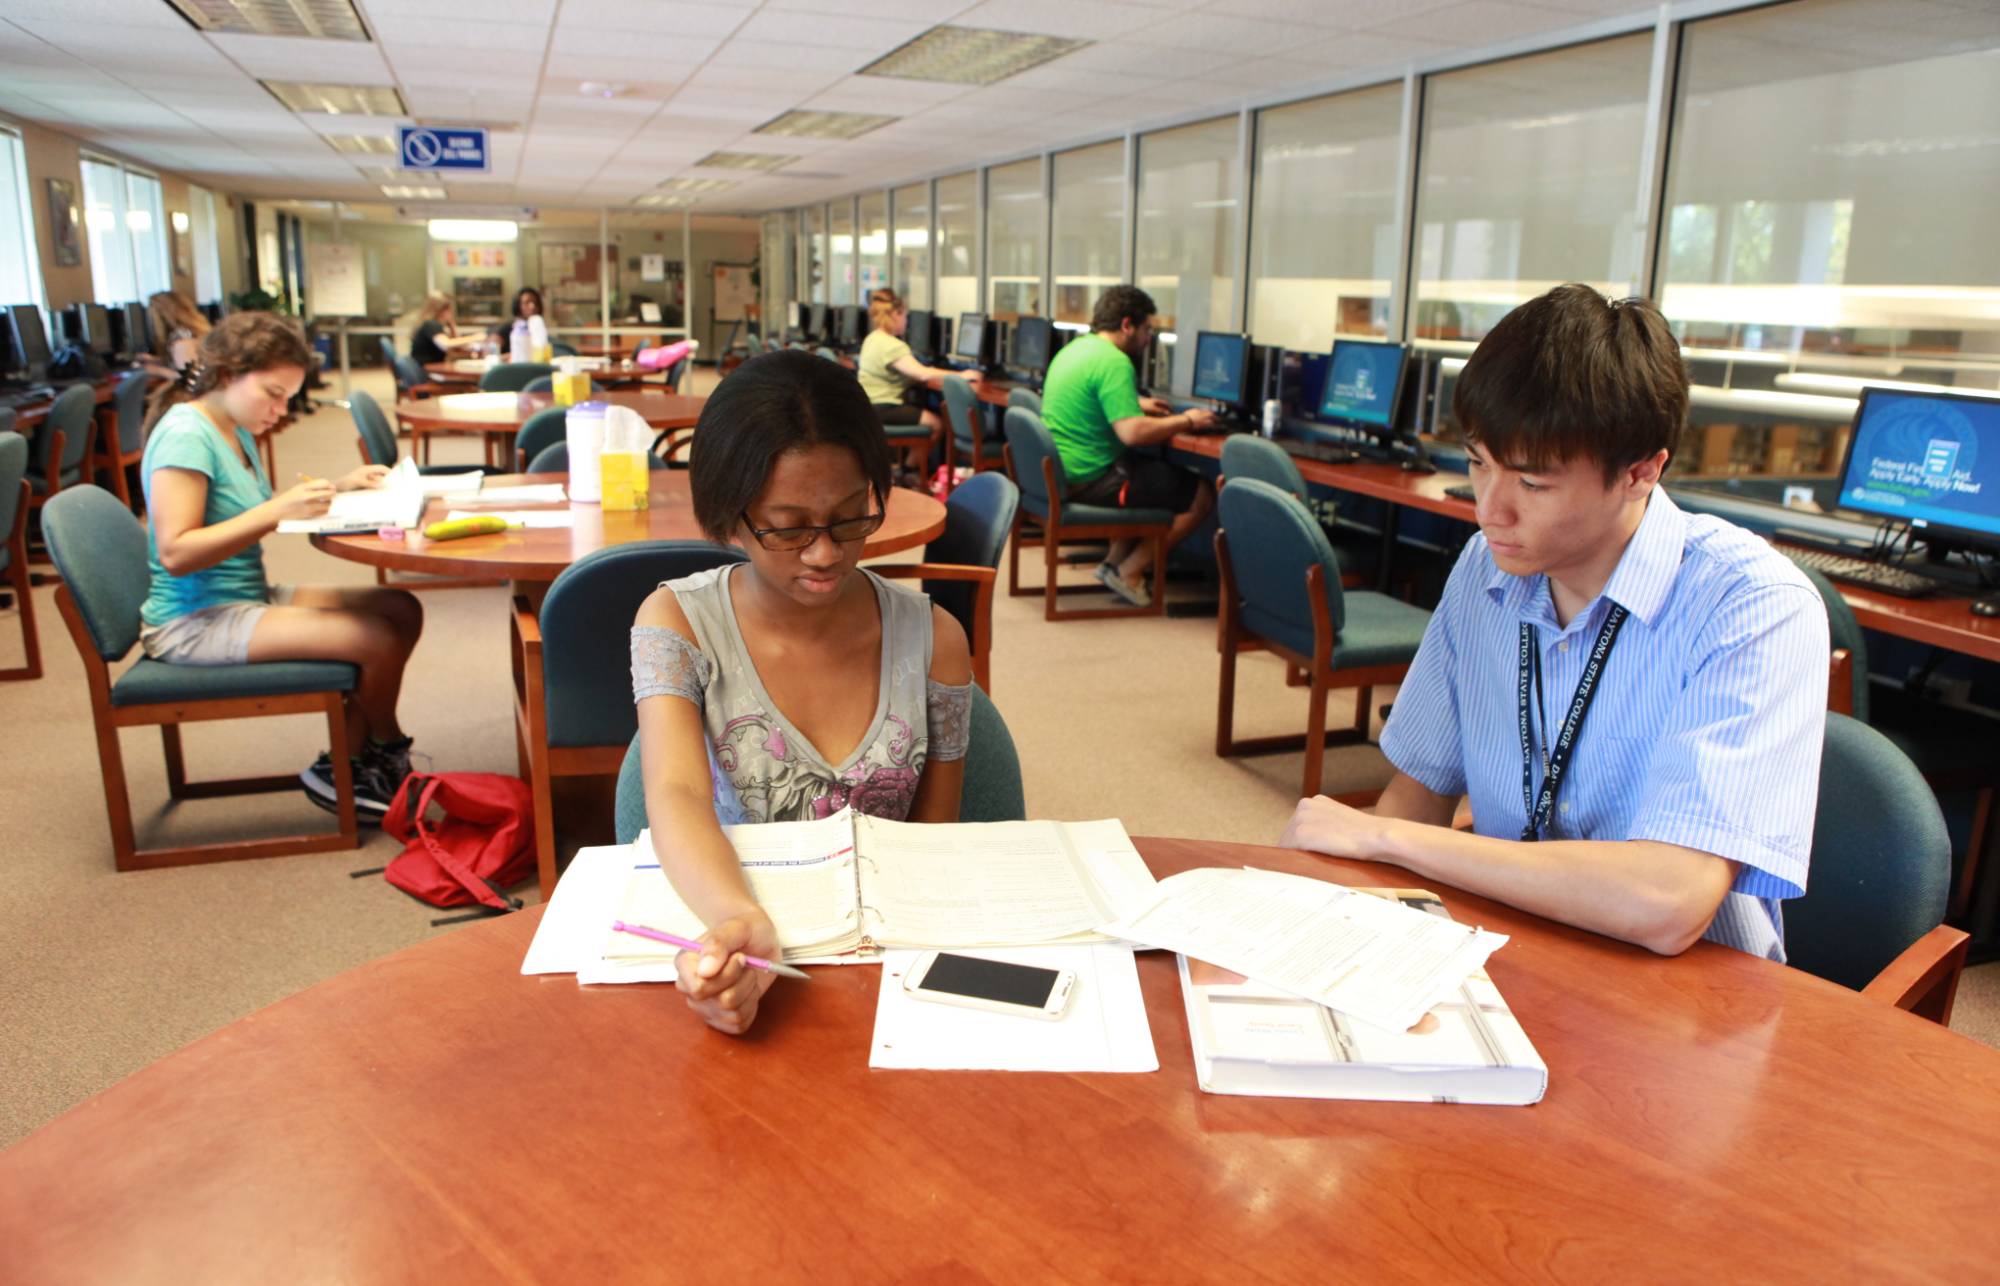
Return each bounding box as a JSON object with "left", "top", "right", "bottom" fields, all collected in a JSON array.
[{"left": 139, "top": 585, "right": 294, "bottom": 665}]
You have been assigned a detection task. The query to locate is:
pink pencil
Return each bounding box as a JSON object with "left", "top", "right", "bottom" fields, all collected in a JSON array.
[{"left": 610, "top": 921, "right": 811, "bottom": 980}]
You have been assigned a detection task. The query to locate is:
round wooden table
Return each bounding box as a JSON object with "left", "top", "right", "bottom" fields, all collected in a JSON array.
[
  {"left": 422, "top": 360, "right": 661, "bottom": 391},
  {"left": 394, "top": 390, "right": 706, "bottom": 467},
  {"left": 2, "top": 838, "right": 1993, "bottom": 1281},
  {"left": 310, "top": 470, "right": 946, "bottom": 588}
]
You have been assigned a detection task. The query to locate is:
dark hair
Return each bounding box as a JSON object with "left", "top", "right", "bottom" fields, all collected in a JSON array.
[
  {"left": 1091, "top": 285, "right": 1156, "bottom": 334},
  {"left": 688, "top": 348, "right": 894, "bottom": 541},
  {"left": 1453, "top": 283, "right": 1688, "bottom": 484},
  {"left": 512, "top": 287, "right": 544, "bottom": 320},
  {"left": 144, "top": 311, "right": 313, "bottom": 433}
]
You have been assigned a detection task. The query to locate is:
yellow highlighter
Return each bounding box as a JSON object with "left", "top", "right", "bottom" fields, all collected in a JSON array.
[{"left": 423, "top": 515, "right": 512, "bottom": 541}]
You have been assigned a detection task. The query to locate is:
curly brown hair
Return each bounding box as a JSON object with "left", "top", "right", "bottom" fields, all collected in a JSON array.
[{"left": 144, "top": 311, "right": 314, "bottom": 432}]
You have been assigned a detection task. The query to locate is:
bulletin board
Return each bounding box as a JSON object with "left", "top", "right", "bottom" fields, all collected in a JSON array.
[
  {"left": 711, "top": 262, "right": 755, "bottom": 323},
  {"left": 306, "top": 242, "right": 366, "bottom": 317}
]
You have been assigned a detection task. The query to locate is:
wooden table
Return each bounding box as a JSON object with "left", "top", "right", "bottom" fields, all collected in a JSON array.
[
  {"left": 423, "top": 361, "right": 660, "bottom": 391},
  {"left": 2, "top": 836, "right": 1994, "bottom": 1281},
  {"left": 394, "top": 390, "right": 706, "bottom": 468},
  {"left": 311, "top": 470, "right": 946, "bottom": 588}
]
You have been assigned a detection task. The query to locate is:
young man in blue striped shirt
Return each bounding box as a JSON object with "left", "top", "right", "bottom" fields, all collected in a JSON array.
[{"left": 1282, "top": 285, "right": 1828, "bottom": 960}]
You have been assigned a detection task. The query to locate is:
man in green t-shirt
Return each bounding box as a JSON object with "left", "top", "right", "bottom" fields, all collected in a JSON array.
[{"left": 1040, "top": 285, "right": 1215, "bottom": 607}]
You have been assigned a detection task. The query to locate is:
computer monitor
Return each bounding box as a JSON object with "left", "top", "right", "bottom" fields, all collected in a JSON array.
[
  {"left": 1191, "top": 331, "right": 1250, "bottom": 408},
  {"left": 1011, "top": 316, "right": 1053, "bottom": 375},
  {"left": 79, "top": 302, "right": 114, "bottom": 355},
  {"left": 807, "top": 304, "right": 830, "bottom": 342},
  {"left": 954, "top": 312, "right": 987, "bottom": 364},
  {"left": 836, "top": 305, "right": 864, "bottom": 348},
  {"left": 104, "top": 305, "right": 132, "bottom": 358},
  {"left": 1834, "top": 387, "right": 2000, "bottom": 556},
  {"left": 904, "top": 308, "right": 933, "bottom": 358},
  {"left": 8, "top": 304, "right": 52, "bottom": 381},
  {"left": 1317, "top": 339, "right": 1409, "bottom": 438}
]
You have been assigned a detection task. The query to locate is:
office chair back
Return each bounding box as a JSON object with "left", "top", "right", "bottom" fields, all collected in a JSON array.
[
  {"left": 349, "top": 390, "right": 399, "bottom": 467},
  {"left": 663, "top": 357, "right": 690, "bottom": 393},
  {"left": 38, "top": 383, "right": 98, "bottom": 489},
  {"left": 515, "top": 406, "right": 568, "bottom": 472},
  {"left": 1220, "top": 434, "right": 1308, "bottom": 501},
  {"left": 0, "top": 430, "right": 25, "bottom": 570},
  {"left": 112, "top": 370, "right": 150, "bottom": 454},
  {"left": 611, "top": 683, "right": 1025, "bottom": 842},
  {"left": 550, "top": 341, "right": 578, "bottom": 358},
  {"left": 925, "top": 471, "right": 1018, "bottom": 638},
  {"left": 1217, "top": 477, "right": 1347, "bottom": 651},
  {"left": 1787, "top": 712, "right": 1951, "bottom": 991},
  {"left": 1001, "top": 405, "right": 1065, "bottom": 515},
  {"left": 815, "top": 346, "right": 840, "bottom": 364},
  {"left": 523, "top": 374, "right": 555, "bottom": 395},
  {"left": 1005, "top": 386, "right": 1042, "bottom": 415},
  {"left": 389, "top": 352, "right": 429, "bottom": 395},
  {"left": 1799, "top": 565, "right": 1867, "bottom": 722},
  {"left": 943, "top": 376, "right": 984, "bottom": 453},
  {"left": 541, "top": 541, "right": 745, "bottom": 750},
  {"left": 480, "top": 362, "right": 554, "bottom": 392},
  {"left": 527, "top": 441, "right": 670, "bottom": 475},
  {"left": 38, "top": 485, "right": 147, "bottom": 660},
  {"left": 377, "top": 335, "right": 398, "bottom": 371}
]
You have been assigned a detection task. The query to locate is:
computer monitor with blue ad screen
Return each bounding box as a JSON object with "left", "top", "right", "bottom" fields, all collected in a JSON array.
[
  {"left": 1318, "top": 339, "right": 1407, "bottom": 435},
  {"left": 1836, "top": 387, "right": 2000, "bottom": 554},
  {"left": 1191, "top": 331, "right": 1248, "bottom": 407},
  {"left": 1011, "top": 316, "right": 1052, "bottom": 373}
]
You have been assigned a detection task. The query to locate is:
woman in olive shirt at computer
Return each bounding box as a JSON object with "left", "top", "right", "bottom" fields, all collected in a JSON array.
[{"left": 856, "top": 289, "right": 981, "bottom": 481}]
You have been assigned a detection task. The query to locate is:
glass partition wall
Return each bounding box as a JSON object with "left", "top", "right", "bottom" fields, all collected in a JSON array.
[{"left": 780, "top": 0, "right": 2000, "bottom": 527}]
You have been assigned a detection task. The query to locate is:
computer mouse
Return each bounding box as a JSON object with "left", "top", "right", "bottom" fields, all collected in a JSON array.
[
  {"left": 1400, "top": 459, "right": 1437, "bottom": 475},
  {"left": 1973, "top": 597, "right": 2000, "bottom": 618}
]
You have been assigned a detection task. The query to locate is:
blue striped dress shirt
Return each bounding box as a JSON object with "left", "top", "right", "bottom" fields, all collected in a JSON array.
[{"left": 1378, "top": 488, "right": 1830, "bottom": 961}]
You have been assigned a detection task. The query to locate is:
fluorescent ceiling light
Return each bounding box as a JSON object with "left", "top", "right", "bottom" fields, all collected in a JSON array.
[
  {"left": 635, "top": 194, "right": 695, "bottom": 208},
  {"left": 755, "top": 110, "right": 897, "bottom": 141},
  {"left": 263, "top": 81, "right": 406, "bottom": 116},
  {"left": 696, "top": 150, "right": 799, "bottom": 171},
  {"left": 167, "top": 0, "right": 369, "bottom": 40},
  {"left": 381, "top": 184, "right": 445, "bottom": 199},
  {"left": 858, "top": 26, "right": 1089, "bottom": 86},
  {"left": 658, "top": 177, "right": 736, "bottom": 193},
  {"left": 428, "top": 218, "right": 517, "bottom": 242},
  {"left": 326, "top": 134, "right": 396, "bottom": 155}
]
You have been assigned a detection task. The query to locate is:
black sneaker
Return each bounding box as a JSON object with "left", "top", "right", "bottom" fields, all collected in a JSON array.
[
  {"left": 300, "top": 752, "right": 393, "bottom": 824},
  {"left": 363, "top": 736, "right": 415, "bottom": 799}
]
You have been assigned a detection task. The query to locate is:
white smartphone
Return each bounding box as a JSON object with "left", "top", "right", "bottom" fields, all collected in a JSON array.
[{"left": 902, "top": 952, "right": 1077, "bottom": 1021}]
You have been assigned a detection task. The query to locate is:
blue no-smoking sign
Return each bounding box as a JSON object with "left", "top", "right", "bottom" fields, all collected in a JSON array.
[{"left": 398, "top": 126, "right": 488, "bottom": 172}]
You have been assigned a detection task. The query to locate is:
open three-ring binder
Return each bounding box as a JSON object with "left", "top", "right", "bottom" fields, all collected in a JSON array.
[{"left": 609, "top": 808, "right": 1119, "bottom": 964}]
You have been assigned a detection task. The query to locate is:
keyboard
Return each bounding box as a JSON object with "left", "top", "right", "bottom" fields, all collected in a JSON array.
[{"left": 1779, "top": 546, "right": 1939, "bottom": 599}]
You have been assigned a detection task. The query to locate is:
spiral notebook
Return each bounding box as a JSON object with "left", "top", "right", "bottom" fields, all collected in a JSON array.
[{"left": 607, "top": 808, "right": 1117, "bottom": 965}]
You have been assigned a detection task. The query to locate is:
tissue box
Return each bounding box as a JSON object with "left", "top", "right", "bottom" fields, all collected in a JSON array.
[
  {"left": 552, "top": 370, "right": 593, "bottom": 406},
  {"left": 599, "top": 450, "right": 649, "bottom": 511}
]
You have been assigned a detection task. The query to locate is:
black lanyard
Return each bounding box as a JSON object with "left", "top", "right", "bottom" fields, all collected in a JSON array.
[{"left": 1517, "top": 603, "right": 1628, "bottom": 842}]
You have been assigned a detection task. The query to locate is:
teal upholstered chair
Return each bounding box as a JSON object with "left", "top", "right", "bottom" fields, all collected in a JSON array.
[
  {"left": 41, "top": 485, "right": 359, "bottom": 869},
  {"left": 513, "top": 539, "right": 745, "bottom": 896},
  {"left": 1787, "top": 712, "right": 1968, "bottom": 1024},
  {"left": 386, "top": 348, "right": 438, "bottom": 399},
  {"left": 815, "top": 346, "right": 841, "bottom": 364},
  {"left": 1220, "top": 434, "right": 1374, "bottom": 590},
  {"left": 1005, "top": 386, "right": 1041, "bottom": 415},
  {"left": 873, "top": 471, "right": 1018, "bottom": 692},
  {"left": 514, "top": 406, "right": 569, "bottom": 472},
  {"left": 480, "top": 362, "right": 554, "bottom": 393},
  {"left": 27, "top": 383, "right": 98, "bottom": 570},
  {"left": 1216, "top": 477, "right": 1432, "bottom": 800},
  {"left": 550, "top": 340, "right": 579, "bottom": 359},
  {"left": 100, "top": 370, "right": 151, "bottom": 511},
  {"left": 350, "top": 389, "right": 499, "bottom": 477},
  {"left": 523, "top": 374, "right": 555, "bottom": 395},
  {"left": 942, "top": 375, "right": 1005, "bottom": 486},
  {"left": 1797, "top": 566, "right": 1867, "bottom": 719},
  {"left": 1002, "top": 405, "right": 1171, "bottom": 621},
  {"left": 526, "top": 440, "right": 670, "bottom": 475},
  {"left": 612, "top": 685, "right": 1025, "bottom": 847},
  {"left": 0, "top": 428, "right": 41, "bottom": 679}
]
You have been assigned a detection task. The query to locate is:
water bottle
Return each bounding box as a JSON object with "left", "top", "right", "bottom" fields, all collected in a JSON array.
[
  {"left": 510, "top": 318, "right": 530, "bottom": 364},
  {"left": 564, "top": 400, "right": 607, "bottom": 503},
  {"left": 527, "top": 314, "right": 551, "bottom": 363}
]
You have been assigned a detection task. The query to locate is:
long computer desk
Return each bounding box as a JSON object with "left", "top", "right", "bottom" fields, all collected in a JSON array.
[{"left": 1172, "top": 430, "right": 2000, "bottom": 666}]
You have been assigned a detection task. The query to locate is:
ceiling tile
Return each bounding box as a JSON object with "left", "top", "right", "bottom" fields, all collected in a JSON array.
[
  {"left": 1286, "top": 30, "right": 1454, "bottom": 69},
  {"left": 542, "top": 54, "right": 701, "bottom": 85},
  {"left": 370, "top": 15, "right": 550, "bottom": 51},
  {"left": 730, "top": 9, "right": 930, "bottom": 49},
  {"left": 1372, "top": 1, "right": 1580, "bottom": 47},
  {"left": 382, "top": 44, "right": 546, "bottom": 79},
  {"left": 764, "top": 0, "right": 969, "bottom": 22},
  {"left": 548, "top": 28, "right": 723, "bottom": 62},
  {"left": 558, "top": 0, "right": 755, "bottom": 37},
  {"left": 363, "top": 0, "right": 557, "bottom": 17},
  {"left": 202, "top": 33, "right": 396, "bottom": 81},
  {"left": 708, "top": 39, "right": 868, "bottom": 72},
  {"left": 1128, "top": 11, "right": 1304, "bottom": 54},
  {"left": 953, "top": 0, "right": 1160, "bottom": 41}
]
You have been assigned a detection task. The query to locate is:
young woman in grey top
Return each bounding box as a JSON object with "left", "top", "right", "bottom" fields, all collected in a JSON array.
[{"left": 630, "top": 349, "right": 973, "bottom": 1035}]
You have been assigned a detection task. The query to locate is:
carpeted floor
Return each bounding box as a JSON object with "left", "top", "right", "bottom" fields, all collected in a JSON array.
[{"left": 2, "top": 366, "right": 1995, "bottom": 1147}]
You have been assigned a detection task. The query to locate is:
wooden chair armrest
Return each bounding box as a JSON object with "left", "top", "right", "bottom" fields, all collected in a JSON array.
[
  {"left": 1828, "top": 649, "right": 1853, "bottom": 715},
  {"left": 511, "top": 594, "right": 543, "bottom": 649},
  {"left": 1861, "top": 923, "right": 1970, "bottom": 1024},
  {"left": 871, "top": 563, "right": 997, "bottom": 585}
]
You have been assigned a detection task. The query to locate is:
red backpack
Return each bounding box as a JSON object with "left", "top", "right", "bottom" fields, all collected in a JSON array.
[{"left": 376, "top": 773, "right": 535, "bottom": 923}]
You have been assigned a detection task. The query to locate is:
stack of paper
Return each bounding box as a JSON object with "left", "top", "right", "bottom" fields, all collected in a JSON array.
[{"left": 275, "top": 458, "right": 476, "bottom": 533}]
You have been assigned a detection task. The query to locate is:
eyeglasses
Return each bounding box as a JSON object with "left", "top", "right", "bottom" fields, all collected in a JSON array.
[{"left": 741, "top": 509, "right": 886, "bottom": 551}]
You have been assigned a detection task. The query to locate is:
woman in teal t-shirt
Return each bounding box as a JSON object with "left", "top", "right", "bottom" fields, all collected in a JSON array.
[{"left": 141, "top": 312, "right": 426, "bottom": 824}]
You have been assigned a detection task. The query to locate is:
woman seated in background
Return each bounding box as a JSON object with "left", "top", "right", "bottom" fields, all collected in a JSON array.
[
  {"left": 146, "top": 290, "right": 210, "bottom": 375},
  {"left": 489, "top": 286, "right": 545, "bottom": 348},
  {"left": 630, "top": 348, "right": 973, "bottom": 1034},
  {"left": 857, "top": 288, "right": 980, "bottom": 484},
  {"left": 408, "top": 292, "right": 485, "bottom": 364},
  {"left": 142, "top": 312, "right": 425, "bottom": 824}
]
